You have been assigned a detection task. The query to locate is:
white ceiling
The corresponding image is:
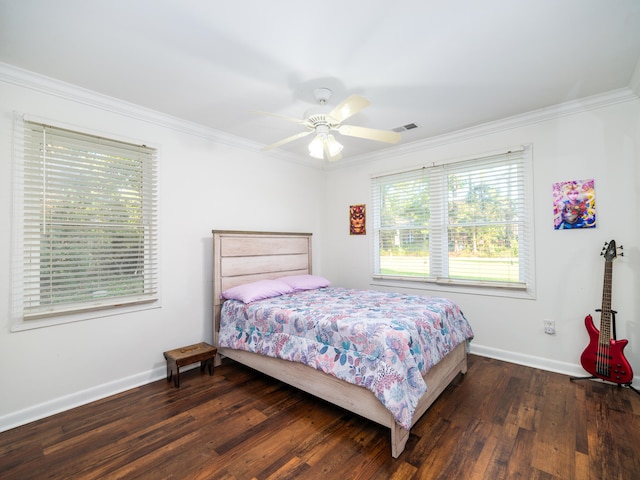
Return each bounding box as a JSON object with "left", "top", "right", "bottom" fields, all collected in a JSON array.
[{"left": 2, "top": 0, "right": 640, "bottom": 164}]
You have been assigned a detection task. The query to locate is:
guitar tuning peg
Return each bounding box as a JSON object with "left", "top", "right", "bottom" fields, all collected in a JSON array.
[{"left": 619, "top": 245, "right": 624, "bottom": 250}]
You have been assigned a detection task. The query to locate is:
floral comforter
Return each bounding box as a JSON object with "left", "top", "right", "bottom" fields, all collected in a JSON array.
[{"left": 218, "top": 287, "right": 474, "bottom": 429}]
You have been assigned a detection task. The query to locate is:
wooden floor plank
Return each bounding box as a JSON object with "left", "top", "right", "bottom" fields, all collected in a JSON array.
[{"left": 1, "top": 355, "right": 639, "bottom": 479}]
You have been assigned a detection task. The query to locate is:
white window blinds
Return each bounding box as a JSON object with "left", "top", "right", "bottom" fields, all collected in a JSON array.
[
  {"left": 371, "top": 146, "right": 532, "bottom": 290},
  {"left": 15, "top": 119, "right": 158, "bottom": 319}
]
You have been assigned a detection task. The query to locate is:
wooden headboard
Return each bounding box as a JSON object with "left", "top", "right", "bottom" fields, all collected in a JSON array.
[{"left": 212, "top": 230, "right": 312, "bottom": 346}]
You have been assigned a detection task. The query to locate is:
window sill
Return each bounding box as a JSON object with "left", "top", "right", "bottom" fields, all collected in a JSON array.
[
  {"left": 370, "top": 276, "right": 536, "bottom": 300},
  {"left": 11, "top": 301, "right": 161, "bottom": 332}
]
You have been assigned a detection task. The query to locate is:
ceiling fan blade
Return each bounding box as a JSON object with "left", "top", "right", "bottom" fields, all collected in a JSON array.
[
  {"left": 326, "top": 95, "right": 371, "bottom": 124},
  {"left": 337, "top": 124, "right": 401, "bottom": 144},
  {"left": 261, "top": 130, "right": 312, "bottom": 151}
]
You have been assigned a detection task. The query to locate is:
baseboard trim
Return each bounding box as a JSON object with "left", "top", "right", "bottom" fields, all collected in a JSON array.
[
  {"left": 469, "top": 343, "right": 640, "bottom": 387},
  {"left": 469, "top": 344, "right": 583, "bottom": 376},
  {"left": 0, "top": 366, "right": 166, "bottom": 433},
  {"left": 2, "top": 346, "right": 638, "bottom": 433}
]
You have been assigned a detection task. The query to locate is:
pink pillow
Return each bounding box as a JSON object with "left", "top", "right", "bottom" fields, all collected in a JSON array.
[
  {"left": 221, "top": 279, "right": 294, "bottom": 303},
  {"left": 279, "top": 274, "right": 330, "bottom": 292}
]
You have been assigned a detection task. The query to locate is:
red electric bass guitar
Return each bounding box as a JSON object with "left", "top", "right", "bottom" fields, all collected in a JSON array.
[{"left": 578, "top": 240, "right": 634, "bottom": 386}]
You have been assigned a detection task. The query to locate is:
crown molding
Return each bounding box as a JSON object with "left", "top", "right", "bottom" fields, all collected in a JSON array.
[
  {"left": 0, "top": 62, "right": 326, "bottom": 170},
  {"left": 0, "top": 62, "right": 262, "bottom": 149},
  {"left": 329, "top": 86, "right": 640, "bottom": 170},
  {"left": 3, "top": 61, "right": 637, "bottom": 172}
]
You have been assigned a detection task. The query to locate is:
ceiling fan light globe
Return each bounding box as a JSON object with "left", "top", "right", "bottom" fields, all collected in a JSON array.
[{"left": 308, "top": 135, "right": 325, "bottom": 159}]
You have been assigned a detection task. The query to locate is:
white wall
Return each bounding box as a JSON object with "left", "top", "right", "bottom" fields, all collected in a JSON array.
[
  {"left": 2, "top": 64, "right": 638, "bottom": 432},
  {"left": 0, "top": 68, "right": 326, "bottom": 430},
  {"left": 322, "top": 96, "right": 640, "bottom": 380}
]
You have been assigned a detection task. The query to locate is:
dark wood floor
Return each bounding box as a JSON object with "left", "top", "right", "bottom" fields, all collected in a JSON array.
[{"left": 1, "top": 354, "right": 639, "bottom": 479}]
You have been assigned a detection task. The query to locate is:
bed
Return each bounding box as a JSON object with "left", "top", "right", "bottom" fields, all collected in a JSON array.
[{"left": 212, "top": 230, "right": 473, "bottom": 457}]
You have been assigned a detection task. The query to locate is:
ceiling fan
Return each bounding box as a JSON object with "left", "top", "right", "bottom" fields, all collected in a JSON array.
[{"left": 261, "top": 88, "right": 401, "bottom": 162}]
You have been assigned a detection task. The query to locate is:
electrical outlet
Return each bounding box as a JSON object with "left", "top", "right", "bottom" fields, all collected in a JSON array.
[{"left": 544, "top": 319, "right": 556, "bottom": 335}]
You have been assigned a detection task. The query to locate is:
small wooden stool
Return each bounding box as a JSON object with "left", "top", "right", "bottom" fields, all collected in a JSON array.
[{"left": 163, "top": 342, "right": 217, "bottom": 388}]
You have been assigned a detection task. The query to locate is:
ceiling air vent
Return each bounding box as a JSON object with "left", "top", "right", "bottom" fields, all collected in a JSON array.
[{"left": 392, "top": 123, "right": 418, "bottom": 132}]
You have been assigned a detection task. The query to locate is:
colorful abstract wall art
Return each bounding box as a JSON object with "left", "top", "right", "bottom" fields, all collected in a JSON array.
[{"left": 552, "top": 179, "right": 596, "bottom": 230}]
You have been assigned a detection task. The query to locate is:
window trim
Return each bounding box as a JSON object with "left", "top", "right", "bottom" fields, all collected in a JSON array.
[
  {"left": 11, "top": 113, "right": 161, "bottom": 331},
  {"left": 370, "top": 145, "right": 535, "bottom": 299}
]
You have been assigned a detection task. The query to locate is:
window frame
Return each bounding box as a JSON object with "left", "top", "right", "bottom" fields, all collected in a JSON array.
[
  {"left": 11, "top": 113, "right": 160, "bottom": 331},
  {"left": 370, "top": 145, "right": 535, "bottom": 299}
]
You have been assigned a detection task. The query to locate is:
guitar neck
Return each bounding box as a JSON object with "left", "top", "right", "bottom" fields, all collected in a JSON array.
[{"left": 599, "top": 261, "right": 612, "bottom": 344}]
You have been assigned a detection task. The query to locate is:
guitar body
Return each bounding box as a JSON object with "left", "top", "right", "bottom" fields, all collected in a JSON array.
[{"left": 580, "top": 314, "right": 633, "bottom": 384}]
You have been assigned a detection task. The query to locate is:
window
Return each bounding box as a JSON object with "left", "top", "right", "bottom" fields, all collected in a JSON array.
[
  {"left": 371, "top": 146, "right": 533, "bottom": 293},
  {"left": 12, "top": 117, "right": 158, "bottom": 324}
]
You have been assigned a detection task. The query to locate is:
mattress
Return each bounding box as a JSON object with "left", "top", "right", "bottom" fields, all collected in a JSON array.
[{"left": 219, "top": 287, "right": 474, "bottom": 429}]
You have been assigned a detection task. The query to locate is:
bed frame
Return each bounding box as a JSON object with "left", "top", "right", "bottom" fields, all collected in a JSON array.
[{"left": 212, "top": 230, "right": 468, "bottom": 457}]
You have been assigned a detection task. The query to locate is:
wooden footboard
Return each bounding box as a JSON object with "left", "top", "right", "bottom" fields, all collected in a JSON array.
[
  {"left": 212, "top": 230, "right": 468, "bottom": 457},
  {"left": 219, "top": 342, "right": 467, "bottom": 458}
]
